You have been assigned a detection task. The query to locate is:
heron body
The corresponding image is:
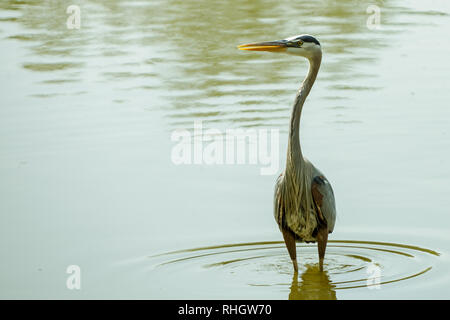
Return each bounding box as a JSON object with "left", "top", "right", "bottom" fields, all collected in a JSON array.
[{"left": 239, "top": 34, "right": 336, "bottom": 272}]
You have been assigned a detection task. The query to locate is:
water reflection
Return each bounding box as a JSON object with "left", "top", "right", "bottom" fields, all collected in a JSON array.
[
  {"left": 160, "top": 0, "right": 392, "bottom": 129},
  {"left": 148, "top": 240, "right": 441, "bottom": 299},
  {"left": 289, "top": 265, "right": 336, "bottom": 300},
  {"left": 2, "top": 0, "right": 429, "bottom": 131}
]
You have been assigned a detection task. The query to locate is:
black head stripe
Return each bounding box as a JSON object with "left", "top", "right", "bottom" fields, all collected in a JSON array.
[{"left": 298, "top": 35, "right": 320, "bottom": 46}]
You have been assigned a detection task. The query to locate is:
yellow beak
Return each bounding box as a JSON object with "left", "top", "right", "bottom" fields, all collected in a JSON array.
[{"left": 238, "top": 41, "right": 287, "bottom": 52}]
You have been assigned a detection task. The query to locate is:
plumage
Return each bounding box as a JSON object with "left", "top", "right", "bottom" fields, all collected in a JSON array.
[{"left": 239, "top": 34, "right": 337, "bottom": 272}]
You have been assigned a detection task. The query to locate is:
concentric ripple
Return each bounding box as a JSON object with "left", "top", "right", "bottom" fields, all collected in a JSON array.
[{"left": 149, "top": 240, "right": 440, "bottom": 298}]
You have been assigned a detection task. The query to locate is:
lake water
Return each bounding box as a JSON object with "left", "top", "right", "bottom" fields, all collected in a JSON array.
[{"left": 1, "top": 0, "right": 450, "bottom": 299}]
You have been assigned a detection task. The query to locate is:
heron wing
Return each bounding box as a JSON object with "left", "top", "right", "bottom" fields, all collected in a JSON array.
[
  {"left": 273, "top": 173, "right": 284, "bottom": 227},
  {"left": 311, "top": 175, "right": 336, "bottom": 233}
]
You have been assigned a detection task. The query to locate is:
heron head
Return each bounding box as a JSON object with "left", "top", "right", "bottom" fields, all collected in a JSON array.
[{"left": 238, "top": 34, "right": 321, "bottom": 60}]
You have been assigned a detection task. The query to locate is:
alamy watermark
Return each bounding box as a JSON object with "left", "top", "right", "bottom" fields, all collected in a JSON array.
[
  {"left": 367, "top": 4, "right": 381, "bottom": 30},
  {"left": 366, "top": 263, "right": 381, "bottom": 289},
  {"left": 171, "top": 121, "right": 280, "bottom": 175},
  {"left": 66, "top": 265, "right": 81, "bottom": 290},
  {"left": 66, "top": 5, "right": 81, "bottom": 29}
]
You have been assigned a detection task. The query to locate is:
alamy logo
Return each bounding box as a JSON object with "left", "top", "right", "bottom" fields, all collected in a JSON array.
[
  {"left": 366, "top": 263, "right": 381, "bottom": 289},
  {"left": 171, "top": 121, "right": 280, "bottom": 175},
  {"left": 66, "top": 265, "right": 81, "bottom": 290},
  {"left": 66, "top": 5, "right": 81, "bottom": 29},
  {"left": 366, "top": 5, "right": 381, "bottom": 30}
]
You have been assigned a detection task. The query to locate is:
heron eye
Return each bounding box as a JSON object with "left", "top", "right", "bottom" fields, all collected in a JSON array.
[{"left": 298, "top": 41, "right": 303, "bottom": 46}]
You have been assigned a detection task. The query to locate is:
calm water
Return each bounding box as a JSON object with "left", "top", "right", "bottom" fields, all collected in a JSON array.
[{"left": 1, "top": 0, "right": 450, "bottom": 299}]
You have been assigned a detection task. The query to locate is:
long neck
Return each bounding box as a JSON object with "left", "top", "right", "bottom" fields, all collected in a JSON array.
[{"left": 287, "top": 53, "right": 322, "bottom": 168}]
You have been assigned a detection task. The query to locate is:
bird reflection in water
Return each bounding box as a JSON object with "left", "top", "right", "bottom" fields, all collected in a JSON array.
[{"left": 289, "top": 264, "right": 336, "bottom": 300}]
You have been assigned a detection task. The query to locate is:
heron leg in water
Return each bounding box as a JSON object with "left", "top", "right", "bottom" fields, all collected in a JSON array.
[
  {"left": 317, "top": 226, "right": 328, "bottom": 272},
  {"left": 282, "top": 228, "right": 298, "bottom": 273}
]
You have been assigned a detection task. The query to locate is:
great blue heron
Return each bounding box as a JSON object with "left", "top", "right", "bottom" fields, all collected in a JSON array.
[{"left": 238, "top": 34, "right": 336, "bottom": 273}]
